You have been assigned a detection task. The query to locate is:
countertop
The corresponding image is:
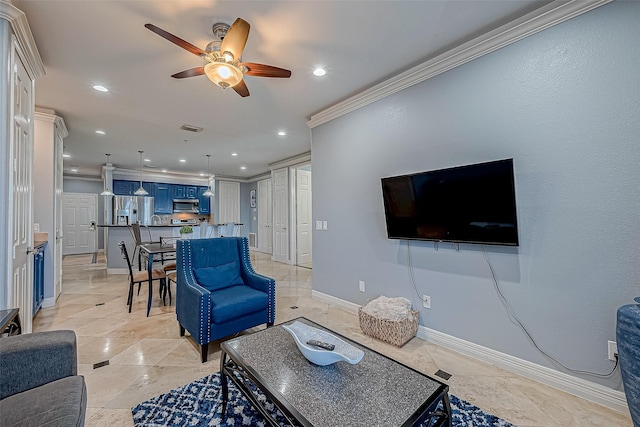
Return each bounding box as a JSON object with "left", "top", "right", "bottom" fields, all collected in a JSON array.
[
  {"left": 97, "top": 223, "right": 243, "bottom": 227},
  {"left": 34, "top": 240, "right": 48, "bottom": 249}
]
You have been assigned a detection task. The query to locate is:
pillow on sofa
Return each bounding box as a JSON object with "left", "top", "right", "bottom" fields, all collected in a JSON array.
[{"left": 193, "top": 261, "right": 244, "bottom": 292}]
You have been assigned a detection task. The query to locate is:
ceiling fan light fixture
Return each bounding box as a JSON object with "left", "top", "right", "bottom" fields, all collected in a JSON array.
[{"left": 204, "top": 62, "right": 243, "bottom": 88}]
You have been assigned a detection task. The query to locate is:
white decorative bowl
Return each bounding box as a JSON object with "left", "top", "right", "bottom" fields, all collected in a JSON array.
[{"left": 283, "top": 321, "right": 364, "bottom": 366}]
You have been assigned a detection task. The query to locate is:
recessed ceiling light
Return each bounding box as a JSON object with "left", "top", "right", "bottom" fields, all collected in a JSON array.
[
  {"left": 70, "top": 168, "right": 78, "bottom": 173},
  {"left": 179, "top": 159, "right": 186, "bottom": 163},
  {"left": 161, "top": 169, "right": 167, "bottom": 173},
  {"left": 199, "top": 173, "right": 206, "bottom": 176},
  {"left": 92, "top": 85, "right": 108, "bottom": 92},
  {"left": 313, "top": 67, "right": 327, "bottom": 77},
  {"left": 95, "top": 130, "right": 105, "bottom": 135},
  {"left": 144, "top": 158, "right": 150, "bottom": 162},
  {"left": 277, "top": 131, "right": 286, "bottom": 136},
  {"left": 231, "top": 152, "right": 238, "bottom": 157},
  {"left": 240, "top": 166, "right": 247, "bottom": 170},
  {"left": 62, "top": 154, "right": 70, "bottom": 158}
]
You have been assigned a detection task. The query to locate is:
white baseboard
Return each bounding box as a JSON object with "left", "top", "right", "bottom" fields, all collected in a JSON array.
[{"left": 311, "top": 290, "right": 628, "bottom": 414}]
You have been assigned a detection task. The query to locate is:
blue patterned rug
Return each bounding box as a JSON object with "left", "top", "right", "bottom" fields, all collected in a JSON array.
[{"left": 132, "top": 373, "right": 515, "bottom": 426}]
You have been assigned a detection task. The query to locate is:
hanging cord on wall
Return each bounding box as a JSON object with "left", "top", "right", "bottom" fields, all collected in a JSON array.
[
  {"left": 483, "top": 246, "right": 618, "bottom": 377},
  {"left": 407, "top": 241, "right": 425, "bottom": 302}
]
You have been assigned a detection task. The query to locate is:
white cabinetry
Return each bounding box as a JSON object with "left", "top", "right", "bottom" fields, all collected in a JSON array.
[{"left": 34, "top": 111, "right": 67, "bottom": 306}]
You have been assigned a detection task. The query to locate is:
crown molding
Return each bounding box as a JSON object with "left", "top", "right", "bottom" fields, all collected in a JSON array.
[
  {"left": 0, "top": 1, "right": 45, "bottom": 79},
  {"left": 307, "top": 0, "right": 612, "bottom": 129},
  {"left": 34, "top": 111, "right": 68, "bottom": 138},
  {"left": 62, "top": 175, "right": 101, "bottom": 183},
  {"left": 269, "top": 152, "right": 311, "bottom": 170},
  {"left": 112, "top": 167, "right": 211, "bottom": 186}
]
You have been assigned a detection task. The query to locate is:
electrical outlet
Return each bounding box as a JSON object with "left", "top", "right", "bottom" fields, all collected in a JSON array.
[
  {"left": 608, "top": 340, "right": 618, "bottom": 361},
  {"left": 422, "top": 295, "right": 431, "bottom": 309},
  {"left": 359, "top": 280, "right": 365, "bottom": 292}
]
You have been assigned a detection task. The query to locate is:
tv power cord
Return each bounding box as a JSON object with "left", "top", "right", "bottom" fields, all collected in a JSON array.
[{"left": 405, "top": 240, "right": 618, "bottom": 377}]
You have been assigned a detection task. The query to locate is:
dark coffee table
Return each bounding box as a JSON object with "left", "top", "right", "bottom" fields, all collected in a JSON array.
[{"left": 220, "top": 317, "right": 451, "bottom": 426}]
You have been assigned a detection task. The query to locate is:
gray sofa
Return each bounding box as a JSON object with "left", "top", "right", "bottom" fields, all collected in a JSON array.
[{"left": 0, "top": 330, "right": 87, "bottom": 426}]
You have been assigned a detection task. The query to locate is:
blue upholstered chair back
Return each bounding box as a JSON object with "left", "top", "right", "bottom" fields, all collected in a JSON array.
[{"left": 175, "top": 237, "right": 275, "bottom": 363}]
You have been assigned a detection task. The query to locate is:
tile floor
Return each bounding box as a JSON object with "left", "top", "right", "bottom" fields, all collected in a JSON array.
[{"left": 32, "top": 252, "right": 631, "bottom": 427}]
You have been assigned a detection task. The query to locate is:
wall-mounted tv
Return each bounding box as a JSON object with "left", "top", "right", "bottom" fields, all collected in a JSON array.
[{"left": 381, "top": 159, "right": 519, "bottom": 246}]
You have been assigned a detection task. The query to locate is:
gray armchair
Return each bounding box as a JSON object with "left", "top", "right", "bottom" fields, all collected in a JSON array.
[{"left": 0, "top": 330, "right": 87, "bottom": 426}]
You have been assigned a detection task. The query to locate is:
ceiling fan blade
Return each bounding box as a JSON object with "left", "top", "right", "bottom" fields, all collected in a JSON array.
[
  {"left": 220, "top": 18, "right": 250, "bottom": 60},
  {"left": 171, "top": 67, "right": 205, "bottom": 79},
  {"left": 145, "top": 23, "right": 206, "bottom": 57},
  {"left": 240, "top": 62, "right": 292, "bottom": 78},
  {"left": 232, "top": 80, "right": 250, "bottom": 97}
]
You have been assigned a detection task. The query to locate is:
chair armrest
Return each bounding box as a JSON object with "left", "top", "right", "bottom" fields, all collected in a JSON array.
[
  {"left": 176, "top": 268, "right": 212, "bottom": 345},
  {"left": 243, "top": 270, "right": 273, "bottom": 294},
  {"left": 0, "top": 330, "right": 77, "bottom": 400}
]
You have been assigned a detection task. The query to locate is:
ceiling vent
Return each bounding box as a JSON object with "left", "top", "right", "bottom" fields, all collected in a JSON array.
[{"left": 180, "top": 124, "right": 203, "bottom": 133}]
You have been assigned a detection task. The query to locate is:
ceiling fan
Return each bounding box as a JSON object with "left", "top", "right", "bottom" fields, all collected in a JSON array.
[{"left": 145, "top": 18, "right": 291, "bottom": 97}]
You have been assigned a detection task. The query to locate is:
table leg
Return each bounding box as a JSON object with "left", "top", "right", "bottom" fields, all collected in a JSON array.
[
  {"left": 146, "top": 252, "right": 154, "bottom": 317},
  {"left": 220, "top": 351, "right": 229, "bottom": 420},
  {"left": 442, "top": 393, "right": 452, "bottom": 427}
]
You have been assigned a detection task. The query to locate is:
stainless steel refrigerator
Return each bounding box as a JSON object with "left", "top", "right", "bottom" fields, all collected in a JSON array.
[{"left": 112, "top": 196, "right": 154, "bottom": 225}]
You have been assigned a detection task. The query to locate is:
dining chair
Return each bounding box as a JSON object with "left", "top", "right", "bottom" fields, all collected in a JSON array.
[
  {"left": 119, "top": 241, "right": 167, "bottom": 313},
  {"left": 130, "top": 223, "right": 155, "bottom": 271}
]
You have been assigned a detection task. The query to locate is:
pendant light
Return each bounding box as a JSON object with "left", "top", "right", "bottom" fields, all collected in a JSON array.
[
  {"left": 134, "top": 150, "right": 148, "bottom": 196},
  {"left": 100, "top": 154, "right": 114, "bottom": 196},
  {"left": 202, "top": 154, "right": 214, "bottom": 197}
]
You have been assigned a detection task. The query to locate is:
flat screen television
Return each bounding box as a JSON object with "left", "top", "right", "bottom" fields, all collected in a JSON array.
[{"left": 381, "top": 159, "right": 519, "bottom": 246}]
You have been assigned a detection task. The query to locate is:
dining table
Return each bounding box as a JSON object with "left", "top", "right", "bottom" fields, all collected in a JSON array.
[{"left": 139, "top": 241, "right": 177, "bottom": 316}]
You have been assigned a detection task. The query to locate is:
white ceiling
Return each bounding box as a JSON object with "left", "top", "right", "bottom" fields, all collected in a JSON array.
[{"left": 13, "top": 0, "right": 550, "bottom": 180}]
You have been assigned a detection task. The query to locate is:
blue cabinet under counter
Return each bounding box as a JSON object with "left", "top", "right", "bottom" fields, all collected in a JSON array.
[{"left": 33, "top": 242, "right": 47, "bottom": 317}]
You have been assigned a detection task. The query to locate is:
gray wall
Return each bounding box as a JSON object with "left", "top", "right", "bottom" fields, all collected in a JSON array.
[
  {"left": 311, "top": 1, "right": 640, "bottom": 391},
  {"left": 241, "top": 181, "right": 258, "bottom": 238},
  {"left": 63, "top": 178, "right": 105, "bottom": 249}
]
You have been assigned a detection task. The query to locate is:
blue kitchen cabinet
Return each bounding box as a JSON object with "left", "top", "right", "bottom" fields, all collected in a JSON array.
[
  {"left": 33, "top": 243, "right": 46, "bottom": 317},
  {"left": 198, "top": 186, "right": 211, "bottom": 214},
  {"left": 185, "top": 186, "right": 198, "bottom": 199},
  {"left": 173, "top": 185, "right": 186, "bottom": 199},
  {"left": 113, "top": 180, "right": 134, "bottom": 195},
  {"left": 142, "top": 181, "right": 153, "bottom": 195},
  {"left": 153, "top": 183, "right": 173, "bottom": 214}
]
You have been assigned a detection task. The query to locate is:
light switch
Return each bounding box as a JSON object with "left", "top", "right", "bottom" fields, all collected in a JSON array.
[
  {"left": 316, "top": 221, "right": 322, "bottom": 230},
  {"left": 322, "top": 221, "right": 328, "bottom": 230}
]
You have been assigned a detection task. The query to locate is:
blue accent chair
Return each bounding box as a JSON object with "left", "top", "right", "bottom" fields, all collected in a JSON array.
[{"left": 176, "top": 237, "right": 276, "bottom": 362}]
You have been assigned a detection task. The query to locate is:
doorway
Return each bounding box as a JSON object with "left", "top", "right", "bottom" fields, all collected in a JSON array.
[
  {"left": 295, "top": 165, "right": 312, "bottom": 268},
  {"left": 257, "top": 178, "right": 272, "bottom": 254},
  {"left": 62, "top": 193, "right": 97, "bottom": 255}
]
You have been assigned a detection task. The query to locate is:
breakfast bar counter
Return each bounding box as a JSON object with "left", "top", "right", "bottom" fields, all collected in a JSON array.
[{"left": 99, "top": 223, "right": 242, "bottom": 273}]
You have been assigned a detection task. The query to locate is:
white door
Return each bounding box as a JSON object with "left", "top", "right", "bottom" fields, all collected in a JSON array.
[
  {"left": 296, "top": 169, "right": 312, "bottom": 268},
  {"left": 62, "top": 193, "right": 97, "bottom": 255},
  {"left": 10, "top": 51, "right": 34, "bottom": 332},
  {"left": 218, "top": 181, "right": 240, "bottom": 223},
  {"left": 257, "top": 179, "right": 272, "bottom": 253},
  {"left": 273, "top": 168, "right": 289, "bottom": 263}
]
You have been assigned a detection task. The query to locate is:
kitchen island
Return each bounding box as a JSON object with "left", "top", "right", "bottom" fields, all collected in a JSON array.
[{"left": 99, "top": 223, "right": 241, "bottom": 273}]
